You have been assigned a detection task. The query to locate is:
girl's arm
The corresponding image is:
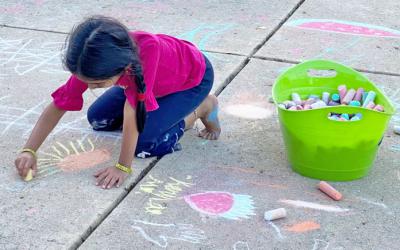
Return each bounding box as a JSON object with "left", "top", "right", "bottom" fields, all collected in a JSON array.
[
  {"left": 94, "top": 100, "right": 139, "bottom": 189},
  {"left": 15, "top": 102, "right": 66, "bottom": 177},
  {"left": 118, "top": 100, "right": 139, "bottom": 168},
  {"left": 24, "top": 102, "right": 66, "bottom": 150}
]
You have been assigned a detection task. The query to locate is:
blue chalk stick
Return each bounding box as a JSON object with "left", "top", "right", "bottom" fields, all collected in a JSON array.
[
  {"left": 341, "top": 113, "right": 350, "bottom": 120},
  {"left": 349, "top": 100, "right": 361, "bottom": 107},
  {"left": 331, "top": 93, "right": 340, "bottom": 102}
]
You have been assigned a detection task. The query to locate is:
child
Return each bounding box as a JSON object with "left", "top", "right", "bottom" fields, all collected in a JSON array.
[{"left": 14, "top": 16, "right": 221, "bottom": 189}]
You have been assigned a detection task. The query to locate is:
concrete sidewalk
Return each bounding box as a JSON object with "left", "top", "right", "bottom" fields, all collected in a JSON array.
[{"left": 1, "top": 1, "right": 399, "bottom": 249}]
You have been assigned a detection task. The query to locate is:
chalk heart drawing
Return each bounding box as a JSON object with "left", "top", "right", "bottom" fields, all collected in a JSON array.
[
  {"left": 131, "top": 220, "right": 207, "bottom": 248},
  {"left": 184, "top": 191, "right": 256, "bottom": 220},
  {"left": 37, "top": 138, "right": 111, "bottom": 178},
  {"left": 286, "top": 19, "right": 400, "bottom": 38}
]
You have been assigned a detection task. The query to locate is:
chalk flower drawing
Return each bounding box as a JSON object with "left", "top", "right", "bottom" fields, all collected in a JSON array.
[
  {"left": 184, "top": 191, "right": 256, "bottom": 220},
  {"left": 131, "top": 220, "right": 207, "bottom": 248},
  {"left": 286, "top": 19, "right": 400, "bottom": 38},
  {"left": 37, "top": 138, "right": 111, "bottom": 178}
]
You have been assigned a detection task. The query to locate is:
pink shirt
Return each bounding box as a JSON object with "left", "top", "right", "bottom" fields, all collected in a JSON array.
[{"left": 51, "top": 31, "right": 206, "bottom": 112}]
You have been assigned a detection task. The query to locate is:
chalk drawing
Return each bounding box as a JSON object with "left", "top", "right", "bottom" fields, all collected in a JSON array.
[
  {"left": 279, "top": 199, "right": 350, "bottom": 213},
  {"left": 267, "top": 221, "right": 284, "bottom": 240},
  {"left": 0, "top": 98, "right": 122, "bottom": 144},
  {"left": 131, "top": 220, "right": 207, "bottom": 248},
  {"left": 0, "top": 37, "right": 66, "bottom": 76},
  {"left": 216, "top": 166, "right": 259, "bottom": 174},
  {"left": 184, "top": 191, "right": 256, "bottom": 220},
  {"left": 233, "top": 241, "right": 250, "bottom": 250},
  {"left": 390, "top": 144, "right": 400, "bottom": 152},
  {"left": 285, "top": 221, "right": 321, "bottom": 233},
  {"left": 286, "top": 19, "right": 400, "bottom": 38},
  {"left": 312, "top": 239, "right": 330, "bottom": 250},
  {"left": 1, "top": 101, "right": 46, "bottom": 136},
  {"left": 357, "top": 197, "right": 388, "bottom": 209},
  {"left": 224, "top": 104, "right": 272, "bottom": 120},
  {"left": 377, "top": 84, "right": 400, "bottom": 125},
  {"left": 313, "top": 37, "right": 361, "bottom": 60},
  {"left": 139, "top": 175, "right": 194, "bottom": 215},
  {"left": 0, "top": 4, "right": 25, "bottom": 14},
  {"left": 36, "top": 138, "right": 110, "bottom": 178},
  {"left": 178, "top": 23, "right": 235, "bottom": 59}
]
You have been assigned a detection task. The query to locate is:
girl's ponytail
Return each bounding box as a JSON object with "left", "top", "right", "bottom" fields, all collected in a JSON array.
[{"left": 129, "top": 59, "right": 147, "bottom": 133}]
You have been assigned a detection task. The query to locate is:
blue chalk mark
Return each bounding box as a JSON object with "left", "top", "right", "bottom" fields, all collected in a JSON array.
[
  {"left": 391, "top": 145, "right": 400, "bottom": 152},
  {"left": 178, "top": 23, "right": 236, "bottom": 59},
  {"left": 207, "top": 106, "right": 219, "bottom": 123},
  {"left": 313, "top": 37, "right": 361, "bottom": 59},
  {"left": 220, "top": 194, "right": 256, "bottom": 220}
]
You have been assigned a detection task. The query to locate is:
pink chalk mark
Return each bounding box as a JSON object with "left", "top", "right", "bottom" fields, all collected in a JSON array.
[
  {"left": 184, "top": 192, "right": 234, "bottom": 215},
  {"left": 0, "top": 4, "right": 25, "bottom": 14},
  {"left": 299, "top": 22, "right": 400, "bottom": 37}
]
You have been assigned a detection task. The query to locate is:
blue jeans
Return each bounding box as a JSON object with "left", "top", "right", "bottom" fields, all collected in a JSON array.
[{"left": 87, "top": 55, "right": 214, "bottom": 158}]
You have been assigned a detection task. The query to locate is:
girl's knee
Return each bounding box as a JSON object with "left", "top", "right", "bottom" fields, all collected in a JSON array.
[{"left": 87, "top": 106, "right": 122, "bottom": 131}]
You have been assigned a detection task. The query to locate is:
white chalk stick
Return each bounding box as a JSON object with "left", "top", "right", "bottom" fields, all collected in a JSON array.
[
  {"left": 394, "top": 125, "right": 400, "bottom": 135},
  {"left": 264, "top": 208, "right": 287, "bottom": 221}
]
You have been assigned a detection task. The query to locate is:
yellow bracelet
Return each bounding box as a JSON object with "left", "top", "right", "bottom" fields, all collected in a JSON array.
[
  {"left": 21, "top": 148, "right": 37, "bottom": 159},
  {"left": 115, "top": 163, "right": 132, "bottom": 174}
]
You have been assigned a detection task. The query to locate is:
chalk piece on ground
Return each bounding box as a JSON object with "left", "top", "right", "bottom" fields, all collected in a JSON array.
[
  {"left": 24, "top": 169, "right": 33, "bottom": 182},
  {"left": 264, "top": 208, "right": 287, "bottom": 221},
  {"left": 394, "top": 125, "right": 400, "bottom": 135},
  {"left": 318, "top": 181, "right": 342, "bottom": 201}
]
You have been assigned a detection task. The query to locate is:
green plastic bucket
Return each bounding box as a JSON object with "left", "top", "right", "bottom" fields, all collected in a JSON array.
[{"left": 272, "top": 60, "right": 395, "bottom": 181}]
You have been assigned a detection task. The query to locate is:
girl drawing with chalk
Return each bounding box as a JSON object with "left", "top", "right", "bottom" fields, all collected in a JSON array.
[{"left": 14, "top": 16, "right": 221, "bottom": 188}]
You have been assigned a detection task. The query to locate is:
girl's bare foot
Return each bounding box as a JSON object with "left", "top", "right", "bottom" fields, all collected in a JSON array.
[{"left": 184, "top": 95, "right": 221, "bottom": 140}]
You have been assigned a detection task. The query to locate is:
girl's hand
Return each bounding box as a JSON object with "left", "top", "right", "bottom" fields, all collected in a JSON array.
[
  {"left": 94, "top": 166, "right": 129, "bottom": 189},
  {"left": 15, "top": 152, "right": 37, "bottom": 179}
]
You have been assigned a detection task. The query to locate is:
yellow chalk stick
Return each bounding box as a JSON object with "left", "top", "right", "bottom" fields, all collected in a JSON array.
[{"left": 24, "top": 169, "right": 33, "bottom": 182}]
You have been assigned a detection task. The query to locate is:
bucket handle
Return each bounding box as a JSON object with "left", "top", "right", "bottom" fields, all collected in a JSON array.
[{"left": 283, "top": 59, "right": 366, "bottom": 81}]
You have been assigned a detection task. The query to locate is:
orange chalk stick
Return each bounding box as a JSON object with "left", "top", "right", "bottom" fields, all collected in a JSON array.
[{"left": 318, "top": 181, "right": 342, "bottom": 201}]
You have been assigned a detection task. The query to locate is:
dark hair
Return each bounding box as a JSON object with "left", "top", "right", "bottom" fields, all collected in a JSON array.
[{"left": 63, "top": 15, "right": 146, "bottom": 133}]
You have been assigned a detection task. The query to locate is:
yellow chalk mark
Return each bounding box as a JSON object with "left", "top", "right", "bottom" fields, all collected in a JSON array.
[
  {"left": 38, "top": 169, "right": 61, "bottom": 178},
  {"left": 69, "top": 141, "right": 80, "bottom": 155},
  {"left": 52, "top": 146, "right": 63, "bottom": 157},
  {"left": 40, "top": 152, "right": 62, "bottom": 159},
  {"left": 77, "top": 139, "right": 86, "bottom": 152},
  {"left": 56, "top": 141, "right": 70, "bottom": 155},
  {"left": 87, "top": 138, "right": 95, "bottom": 151}
]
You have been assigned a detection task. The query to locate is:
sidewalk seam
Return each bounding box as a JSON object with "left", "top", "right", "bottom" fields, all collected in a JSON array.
[
  {"left": 69, "top": 158, "right": 160, "bottom": 250},
  {"left": 213, "top": 0, "right": 306, "bottom": 96}
]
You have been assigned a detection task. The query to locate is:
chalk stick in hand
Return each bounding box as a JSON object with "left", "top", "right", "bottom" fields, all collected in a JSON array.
[{"left": 24, "top": 169, "right": 33, "bottom": 182}]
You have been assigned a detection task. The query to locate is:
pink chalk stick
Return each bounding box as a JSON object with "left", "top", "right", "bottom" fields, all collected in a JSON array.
[
  {"left": 303, "top": 104, "right": 312, "bottom": 110},
  {"left": 341, "top": 89, "right": 356, "bottom": 104},
  {"left": 296, "top": 105, "right": 304, "bottom": 110},
  {"left": 305, "top": 98, "right": 317, "bottom": 105},
  {"left": 366, "top": 101, "right": 376, "bottom": 109},
  {"left": 338, "top": 85, "right": 347, "bottom": 103},
  {"left": 318, "top": 181, "right": 342, "bottom": 201},
  {"left": 288, "top": 106, "right": 297, "bottom": 110},
  {"left": 354, "top": 88, "right": 364, "bottom": 102},
  {"left": 373, "top": 104, "right": 384, "bottom": 112}
]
